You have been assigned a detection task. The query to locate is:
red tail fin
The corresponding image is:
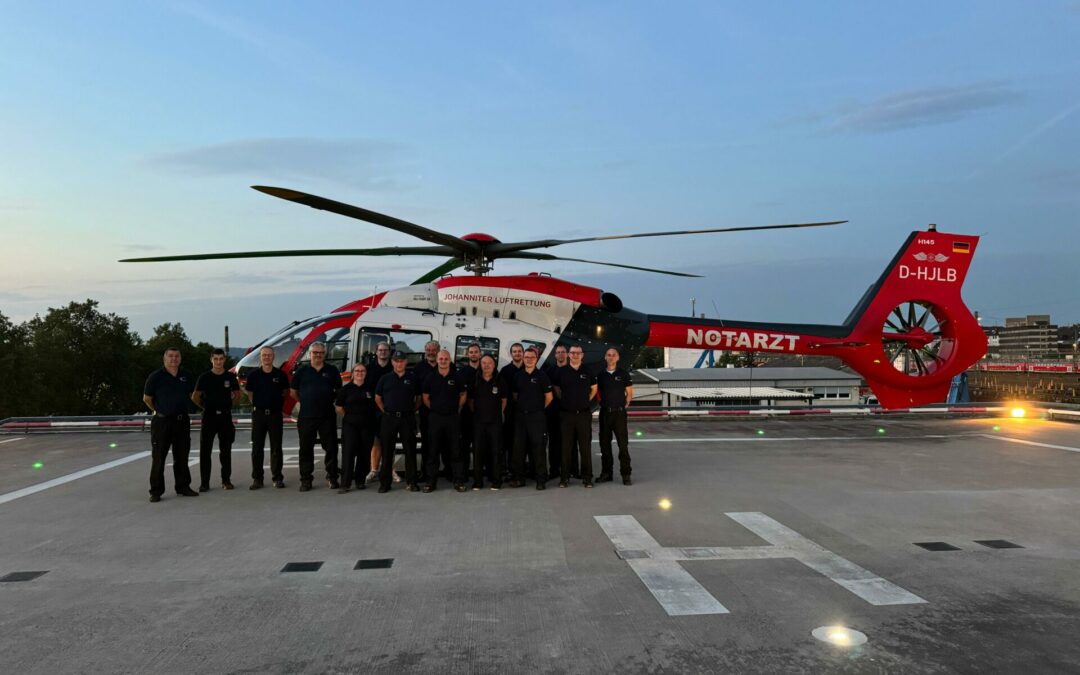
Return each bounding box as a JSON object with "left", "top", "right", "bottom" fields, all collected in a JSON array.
[{"left": 644, "top": 229, "right": 987, "bottom": 409}]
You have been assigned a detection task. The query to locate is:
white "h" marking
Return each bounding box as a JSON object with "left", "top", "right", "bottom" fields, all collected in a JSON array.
[{"left": 595, "top": 513, "right": 925, "bottom": 616}]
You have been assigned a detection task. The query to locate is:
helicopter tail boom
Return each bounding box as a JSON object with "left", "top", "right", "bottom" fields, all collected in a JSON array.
[{"left": 644, "top": 229, "right": 987, "bottom": 409}]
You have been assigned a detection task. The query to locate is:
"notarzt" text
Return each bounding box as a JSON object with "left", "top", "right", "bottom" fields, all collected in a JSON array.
[{"left": 687, "top": 330, "right": 799, "bottom": 351}]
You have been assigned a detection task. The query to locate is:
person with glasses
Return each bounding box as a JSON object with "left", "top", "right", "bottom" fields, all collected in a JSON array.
[
  {"left": 552, "top": 344, "right": 597, "bottom": 488},
  {"left": 289, "top": 341, "right": 342, "bottom": 491},
  {"left": 335, "top": 363, "right": 376, "bottom": 493}
]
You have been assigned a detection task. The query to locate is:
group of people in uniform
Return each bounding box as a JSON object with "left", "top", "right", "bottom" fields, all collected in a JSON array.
[{"left": 142, "top": 340, "right": 634, "bottom": 503}]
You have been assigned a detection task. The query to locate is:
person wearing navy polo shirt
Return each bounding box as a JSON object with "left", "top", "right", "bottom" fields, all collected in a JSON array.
[
  {"left": 289, "top": 342, "right": 342, "bottom": 491},
  {"left": 412, "top": 340, "right": 441, "bottom": 480},
  {"left": 363, "top": 341, "right": 393, "bottom": 485},
  {"left": 335, "top": 363, "right": 377, "bottom": 494},
  {"left": 193, "top": 348, "right": 241, "bottom": 492},
  {"left": 421, "top": 349, "right": 467, "bottom": 492},
  {"left": 499, "top": 342, "right": 526, "bottom": 479},
  {"left": 244, "top": 345, "right": 290, "bottom": 489},
  {"left": 375, "top": 351, "right": 421, "bottom": 492},
  {"left": 469, "top": 354, "right": 506, "bottom": 490},
  {"left": 457, "top": 342, "right": 482, "bottom": 479},
  {"left": 553, "top": 344, "right": 597, "bottom": 488},
  {"left": 596, "top": 347, "right": 634, "bottom": 485},
  {"left": 510, "top": 346, "right": 552, "bottom": 489},
  {"left": 143, "top": 347, "right": 198, "bottom": 502}
]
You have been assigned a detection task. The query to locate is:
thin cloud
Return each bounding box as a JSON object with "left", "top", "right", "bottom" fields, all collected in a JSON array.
[
  {"left": 803, "top": 82, "right": 1022, "bottom": 133},
  {"left": 142, "top": 137, "right": 414, "bottom": 190}
]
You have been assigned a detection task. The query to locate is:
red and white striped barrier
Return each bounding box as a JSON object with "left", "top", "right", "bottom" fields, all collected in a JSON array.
[{"left": 0, "top": 417, "right": 298, "bottom": 431}]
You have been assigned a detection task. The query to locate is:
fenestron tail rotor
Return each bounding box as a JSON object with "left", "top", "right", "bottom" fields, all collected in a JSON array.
[{"left": 118, "top": 185, "right": 846, "bottom": 276}]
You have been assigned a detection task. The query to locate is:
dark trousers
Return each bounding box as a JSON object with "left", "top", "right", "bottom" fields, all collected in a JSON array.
[
  {"left": 428, "top": 412, "right": 462, "bottom": 485},
  {"left": 297, "top": 415, "right": 338, "bottom": 484},
  {"left": 473, "top": 420, "right": 502, "bottom": 484},
  {"left": 599, "top": 408, "right": 632, "bottom": 477},
  {"left": 250, "top": 409, "right": 284, "bottom": 482},
  {"left": 513, "top": 410, "right": 548, "bottom": 483},
  {"left": 149, "top": 414, "right": 191, "bottom": 497},
  {"left": 501, "top": 402, "right": 516, "bottom": 476},
  {"left": 199, "top": 411, "right": 235, "bottom": 487},
  {"left": 460, "top": 409, "right": 473, "bottom": 476},
  {"left": 560, "top": 410, "right": 594, "bottom": 481},
  {"left": 379, "top": 412, "right": 417, "bottom": 488},
  {"left": 341, "top": 417, "right": 374, "bottom": 488},
  {"left": 546, "top": 407, "right": 566, "bottom": 477},
  {"left": 418, "top": 407, "right": 431, "bottom": 479}
]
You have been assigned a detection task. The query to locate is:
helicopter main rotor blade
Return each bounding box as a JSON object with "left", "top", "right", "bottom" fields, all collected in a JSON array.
[
  {"left": 119, "top": 245, "right": 458, "bottom": 263},
  {"left": 412, "top": 258, "right": 465, "bottom": 284},
  {"left": 487, "top": 220, "right": 847, "bottom": 256},
  {"left": 503, "top": 252, "right": 701, "bottom": 277},
  {"left": 252, "top": 186, "right": 479, "bottom": 253}
]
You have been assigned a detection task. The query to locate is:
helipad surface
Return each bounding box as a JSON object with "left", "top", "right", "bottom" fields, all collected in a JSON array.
[{"left": 1, "top": 416, "right": 1079, "bottom": 673}]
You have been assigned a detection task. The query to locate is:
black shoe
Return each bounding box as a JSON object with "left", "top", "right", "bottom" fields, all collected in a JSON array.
[
  {"left": 355, "top": 483, "right": 366, "bottom": 490},
  {"left": 149, "top": 494, "right": 161, "bottom": 503},
  {"left": 623, "top": 476, "right": 633, "bottom": 486},
  {"left": 273, "top": 480, "right": 285, "bottom": 489},
  {"left": 535, "top": 480, "right": 546, "bottom": 491},
  {"left": 454, "top": 483, "right": 467, "bottom": 493},
  {"left": 178, "top": 487, "right": 200, "bottom": 497},
  {"left": 509, "top": 480, "right": 524, "bottom": 488},
  {"left": 596, "top": 473, "right": 613, "bottom": 483},
  {"left": 405, "top": 483, "right": 419, "bottom": 492},
  {"left": 583, "top": 479, "right": 594, "bottom": 488},
  {"left": 299, "top": 482, "right": 312, "bottom": 492},
  {"left": 471, "top": 481, "right": 483, "bottom": 491},
  {"left": 249, "top": 481, "right": 263, "bottom": 490},
  {"left": 558, "top": 480, "right": 569, "bottom": 488},
  {"left": 197, "top": 484, "right": 210, "bottom": 493},
  {"left": 222, "top": 481, "right": 234, "bottom": 490},
  {"left": 327, "top": 478, "right": 340, "bottom": 490},
  {"left": 490, "top": 483, "right": 502, "bottom": 491},
  {"left": 337, "top": 487, "right": 350, "bottom": 494},
  {"left": 422, "top": 484, "right": 435, "bottom": 493},
  {"left": 378, "top": 485, "right": 390, "bottom": 493}
]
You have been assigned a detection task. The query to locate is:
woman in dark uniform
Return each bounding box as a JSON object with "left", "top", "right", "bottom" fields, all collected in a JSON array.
[{"left": 335, "top": 364, "right": 377, "bottom": 493}]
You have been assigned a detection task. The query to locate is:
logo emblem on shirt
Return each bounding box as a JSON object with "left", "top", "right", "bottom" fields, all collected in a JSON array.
[
  {"left": 492, "top": 386, "right": 499, "bottom": 394},
  {"left": 448, "top": 379, "right": 455, "bottom": 385}
]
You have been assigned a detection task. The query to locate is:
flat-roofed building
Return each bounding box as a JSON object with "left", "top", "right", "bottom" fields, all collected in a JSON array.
[{"left": 633, "top": 367, "right": 862, "bottom": 407}]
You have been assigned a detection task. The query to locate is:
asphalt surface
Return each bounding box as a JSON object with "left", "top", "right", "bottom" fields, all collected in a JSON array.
[{"left": 2, "top": 415, "right": 1079, "bottom": 674}]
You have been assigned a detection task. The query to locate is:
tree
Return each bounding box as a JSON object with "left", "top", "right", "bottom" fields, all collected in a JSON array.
[
  {"left": 0, "top": 311, "right": 32, "bottom": 419},
  {"left": 26, "top": 300, "right": 144, "bottom": 415},
  {"left": 140, "top": 322, "right": 218, "bottom": 379},
  {"left": 631, "top": 346, "right": 664, "bottom": 370}
]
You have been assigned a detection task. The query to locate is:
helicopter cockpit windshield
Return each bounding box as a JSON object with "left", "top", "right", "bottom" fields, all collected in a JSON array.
[{"left": 237, "top": 312, "right": 354, "bottom": 375}]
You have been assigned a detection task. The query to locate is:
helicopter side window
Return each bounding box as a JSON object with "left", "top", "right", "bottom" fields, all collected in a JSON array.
[
  {"left": 237, "top": 314, "right": 349, "bottom": 372},
  {"left": 357, "top": 327, "right": 432, "bottom": 368},
  {"left": 454, "top": 336, "right": 500, "bottom": 366},
  {"left": 294, "top": 326, "right": 351, "bottom": 373}
]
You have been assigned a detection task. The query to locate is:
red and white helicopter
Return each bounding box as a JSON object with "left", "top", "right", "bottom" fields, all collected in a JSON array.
[{"left": 122, "top": 186, "right": 987, "bottom": 410}]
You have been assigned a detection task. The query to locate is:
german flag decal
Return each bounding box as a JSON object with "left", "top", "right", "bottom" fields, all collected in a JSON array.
[{"left": 952, "top": 241, "right": 971, "bottom": 254}]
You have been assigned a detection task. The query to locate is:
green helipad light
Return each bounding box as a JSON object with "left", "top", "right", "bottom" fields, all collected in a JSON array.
[
  {"left": 108, "top": 442, "right": 118, "bottom": 448},
  {"left": 992, "top": 425, "right": 1001, "bottom": 432},
  {"left": 756, "top": 429, "right": 765, "bottom": 436},
  {"left": 635, "top": 430, "right": 643, "bottom": 437},
  {"left": 877, "top": 427, "right": 886, "bottom": 434},
  {"left": 32, "top": 462, "right": 44, "bottom": 469}
]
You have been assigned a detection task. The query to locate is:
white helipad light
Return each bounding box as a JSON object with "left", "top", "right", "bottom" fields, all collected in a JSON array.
[
  {"left": 1011, "top": 407, "right": 1026, "bottom": 418},
  {"left": 812, "top": 625, "right": 867, "bottom": 647}
]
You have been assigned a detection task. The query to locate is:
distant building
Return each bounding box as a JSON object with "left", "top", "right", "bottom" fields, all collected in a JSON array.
[
  {"left": 633, "top": 367, "right": 862, "bottom": 407},
  {"left": 998, "top": 315, "right": 1058, "bottom": 360}
]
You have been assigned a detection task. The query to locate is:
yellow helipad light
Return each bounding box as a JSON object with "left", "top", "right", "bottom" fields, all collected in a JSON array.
[
  {"left": 812, "top": 625, "right": 867, "bottom": 647},
  {"left": 1011, "top": 407, "right": 1026, "bottom": 418},
  {"left": 658, "top": 498, "right": 672, "bottom": 510}
]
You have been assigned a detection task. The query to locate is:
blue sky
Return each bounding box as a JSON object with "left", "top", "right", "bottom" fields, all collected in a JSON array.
[{"left": 1, "top": 2, "right": 1078, "bottom": 345}]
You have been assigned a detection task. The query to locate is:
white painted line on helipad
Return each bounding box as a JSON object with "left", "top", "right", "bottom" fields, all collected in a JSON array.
[
  {"left": 0, "top": 451, "right": 151, "bottom": 506},
  {"left": 0, "top": 437, "right": 27, "bottom": 444},
  {"left": 981, "top": 434, "right": 1080, "bottom": 454}
]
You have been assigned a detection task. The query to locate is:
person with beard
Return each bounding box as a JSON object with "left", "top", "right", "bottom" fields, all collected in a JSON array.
[
  {"left": 499, "top": 342, "right": 525, "bottom": 481},
  {"left": 363, "top": 341, "right": 396, "bottom": 486}
]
